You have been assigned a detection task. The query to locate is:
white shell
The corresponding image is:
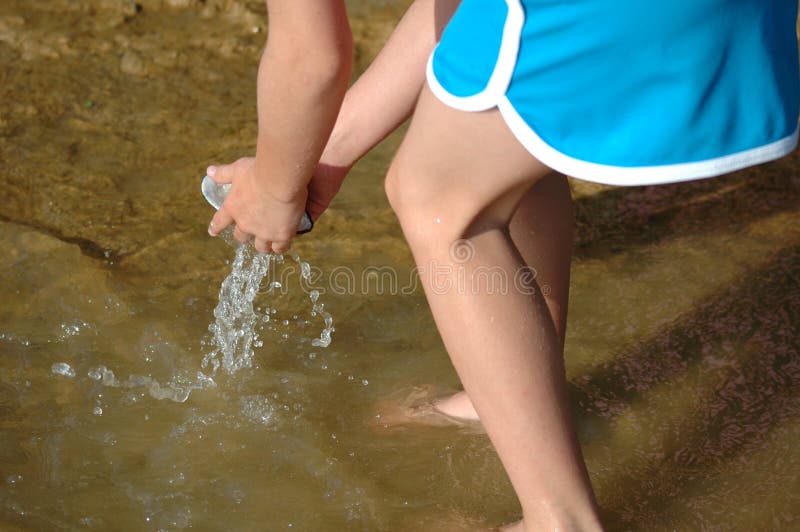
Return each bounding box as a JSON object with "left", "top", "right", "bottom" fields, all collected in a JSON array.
[
  {"left": 201, "top": 175, "right": 312, "bottom": 233},
  {"left": 201, "top": 175, "right": 231, "bottom": 210}
]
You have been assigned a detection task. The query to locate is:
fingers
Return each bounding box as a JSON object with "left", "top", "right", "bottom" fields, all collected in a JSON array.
[
  {"left": 254, "top": 238, "right": 270, "bottom": 254},
  {"left": 270, "top": 240, "right": 291, "bottom": 254},
  {"left": 208, "top": 206, "right": 234, "bottom": 236},
  {"left": 254, "top": 239, "right": 290, "bottom": 254},
  {"left": 232, "top": 226, "right": 252, "bottom": 244}
]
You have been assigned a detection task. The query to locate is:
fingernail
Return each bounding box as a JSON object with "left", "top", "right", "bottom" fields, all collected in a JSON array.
[
  {"left": 208, "top": 223, "right": 215, "bottom": 236},
  {"left": 207, "top": 166, "right": 216, "bottom": 177}
]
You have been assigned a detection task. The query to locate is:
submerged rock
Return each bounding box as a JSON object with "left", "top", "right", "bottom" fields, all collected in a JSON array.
[{"left": 120, "top": 49, "right": 148, "bottom": 77}]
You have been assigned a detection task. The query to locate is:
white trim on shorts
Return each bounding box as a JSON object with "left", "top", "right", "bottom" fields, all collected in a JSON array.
[{"left": 426, "top": 0, "right": 799, "bottom": 186}]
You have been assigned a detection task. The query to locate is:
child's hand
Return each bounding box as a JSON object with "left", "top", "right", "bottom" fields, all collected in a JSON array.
[
  {"left": 305, "top": 161, "right": 351, "bottom": 222},
  {"left": 207, "top": 157, "right": 308, "bottom": 254}
]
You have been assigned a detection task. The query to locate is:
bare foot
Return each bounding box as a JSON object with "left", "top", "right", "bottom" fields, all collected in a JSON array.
[
  {"left": 432, "top": 390, "right": 481, "bottom": 421},
  {"left": 371, "top": 385, "right": 483, "bottom": 430},
  {"left": 497, "top": 519, "right": 524, "bottom": 531},
  {"left": 404, "top": 511, "right": 517, "bottom": 531}
]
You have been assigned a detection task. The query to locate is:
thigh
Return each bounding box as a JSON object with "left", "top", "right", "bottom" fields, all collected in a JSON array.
[{"left": 387, "top": 85, "right": 553, "bottom": 233}]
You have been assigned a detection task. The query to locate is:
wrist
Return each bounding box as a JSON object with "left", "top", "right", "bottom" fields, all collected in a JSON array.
[
  {"left": 251, "top": 156, "right": 308, "bottom": 205},
  {"left": 320, "top": 121, "right": 360, "bottom": 171}
]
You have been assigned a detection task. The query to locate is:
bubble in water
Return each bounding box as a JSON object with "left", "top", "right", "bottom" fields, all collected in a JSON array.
[
  {"left": 51, "top": 362, "right": 76, "bottom": 378},
  {"left": 311, "top": 329, "right": 332, "bottom": 348},
  {"left": 240, "top": 395, "right": 277, "bottom": 427},
  {"left": 93, "top": 406, "right": 103, "bottom": 416},
  {"left": 57, "top": 319, "right": 92, "bottom": 341}
]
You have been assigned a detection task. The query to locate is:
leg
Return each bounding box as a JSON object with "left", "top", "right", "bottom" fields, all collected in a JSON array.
[
  {"left": 433, "top": 173, "right": 574, "bottom": 421},
  {"left": 385, "top": 86, "right": 601, "bottom": 530}
]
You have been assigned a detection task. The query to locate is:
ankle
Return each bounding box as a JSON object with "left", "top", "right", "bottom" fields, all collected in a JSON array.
[{"left": 521, "top": 500, "right": 603, "bottom": 532}]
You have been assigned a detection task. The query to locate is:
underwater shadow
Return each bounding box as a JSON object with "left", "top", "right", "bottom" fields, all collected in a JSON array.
[
  {"left": 568, "top": 243, "right": 800, "bottom": 529},
  {"left": 570, "top": 151, "right": 800, "bottom": 259}
]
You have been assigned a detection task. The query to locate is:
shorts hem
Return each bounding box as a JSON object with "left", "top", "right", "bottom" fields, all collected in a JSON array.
[
  {"left": 426, "top": 0, "right": 524, "bottom": 112},
  {"left": 496, "top": 97, "right": 800, "bottom": 185},
  {"left": 426, "top": 0, "right": 799, "bottom": 185}
]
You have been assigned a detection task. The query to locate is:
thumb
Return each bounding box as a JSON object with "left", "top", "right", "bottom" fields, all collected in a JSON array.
[{"left": 206, "top": 164, "right": 233, "bottom": 184}]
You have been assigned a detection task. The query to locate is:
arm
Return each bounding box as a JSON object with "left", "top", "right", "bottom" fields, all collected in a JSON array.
[
  {"left": 306, "top": 0, "right": 460, "bottom": 221},
  {"left": 208, "top": 0, "right": 353, "bottom": 253}
]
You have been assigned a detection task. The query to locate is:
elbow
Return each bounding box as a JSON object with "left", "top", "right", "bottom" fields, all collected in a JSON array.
[
  {"left": 269, "top": 33, "right": 353, "bottom": 94},
  {"left": 314, "top": 37, "right": 353, "bottom": 91}
]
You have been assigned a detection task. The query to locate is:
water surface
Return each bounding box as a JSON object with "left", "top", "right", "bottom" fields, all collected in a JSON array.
[{"left": 1, "top": 1, "right": 799, "bottom": 530}]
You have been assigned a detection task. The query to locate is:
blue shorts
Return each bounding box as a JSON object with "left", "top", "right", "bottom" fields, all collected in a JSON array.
[{"left": 427, "top": 0, "right": 800, "bottom": 185}]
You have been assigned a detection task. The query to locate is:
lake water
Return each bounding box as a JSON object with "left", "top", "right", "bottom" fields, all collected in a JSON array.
[{"left": 0, "top": 0, "right": 799, "bottom": 530}]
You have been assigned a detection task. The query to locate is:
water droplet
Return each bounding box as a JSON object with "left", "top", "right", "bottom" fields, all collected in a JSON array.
[{"left": 51, "top": 362, "right": 76, "bottom": 378}]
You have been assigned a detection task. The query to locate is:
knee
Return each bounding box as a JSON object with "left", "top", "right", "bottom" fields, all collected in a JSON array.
[
  {"left": 384, "top": 160, "right": 448, "bottom": 255},
  {"left": 384, "top": 157, "right": 422, "bottom": 224},
  {"left": 384, "top": 155, "right": 467, "bottom": 235},
  {"left": 383, "top": 161, "right": 403, "bottom": 216}
]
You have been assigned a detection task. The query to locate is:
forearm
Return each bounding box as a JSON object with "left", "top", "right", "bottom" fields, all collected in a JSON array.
[
  {"left": 254, "top": 1, "right": 353, "bottom": 201},
  {"left": 322, "top": 0, "right": 460, "bottom": 168}
]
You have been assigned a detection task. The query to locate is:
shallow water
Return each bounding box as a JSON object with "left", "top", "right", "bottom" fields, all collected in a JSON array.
[{"left": 1, "top": 1, "right": 800, "bottom": 530}]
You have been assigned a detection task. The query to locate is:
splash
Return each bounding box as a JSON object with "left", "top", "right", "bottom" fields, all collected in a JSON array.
[
  {"left": 69, "top": 244, "right": 334, "bottom": 404},
  {"left": 201, "top": 245, "right": 335, "bottom": 377},
  {"left": 85, "top": 365, "right": 212, "bottom": 403}
]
